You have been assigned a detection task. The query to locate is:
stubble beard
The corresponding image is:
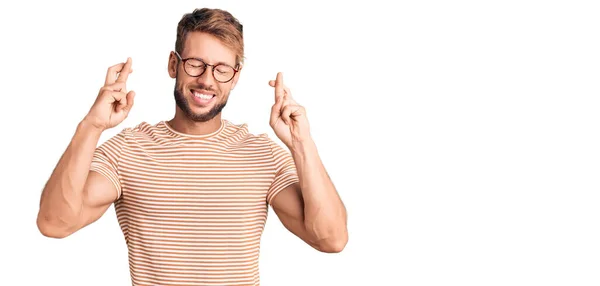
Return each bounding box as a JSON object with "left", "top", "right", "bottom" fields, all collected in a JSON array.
[{"left": 173, "top": 79, "right": 228, "bottom": 122}]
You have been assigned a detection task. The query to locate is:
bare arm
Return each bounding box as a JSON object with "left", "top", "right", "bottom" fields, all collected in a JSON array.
[
  {"left": 271, "top": 139, "right": 348, "bottom": 253},
  {"left": 37, "top": 121, "right": 117, "bottom": 238},
  {"left": 267, "top": 72, "right": 347, "bottom": 253},
  {"left": 37, "top": 58, "right": 135, "bottom": 238}
]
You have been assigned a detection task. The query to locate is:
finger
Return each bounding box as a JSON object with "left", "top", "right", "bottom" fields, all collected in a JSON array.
[
  {"left": 270, "top": 92, "right": 284, "bottom": 126},
  {"left": 102, "top": 82, "right": 126, "bottom": 92},
  {"left": 283, "top": 85, "right": 298, "bottom": 105},
  {"left": 122, "top": 90, "right": 136, "bottom": 113},
  {"left": 281, "top": 104, "right": 298, "bottom": 125},
  {"left": 114, "top": 92, "right": 129, "bottom": 112},
  {"left": 270, "top": 80, "right": 288, "bottom": 105},
  {"left": 279, "top": 85, "right": 292, "bottom": 107},
  {"left": 105, "top": 63, "right": 125, "bottom": 86},
  {"left": 283, "top": 85, "right": 291, "bottom": 98},
  {"left": 274, "top": 72, "right": 284, "bottom": 102},
  {"left": 291, "top": 105, "right": 304, "bottom": 118},
  {"left": 103, "top": 90, "right": 127, "bottom": 105},
  {"left": 281, "top": 94, "right": 292, "bottom": 111},
  {"left": 116, "top": 57, "right": 133, "bottom": 83}
]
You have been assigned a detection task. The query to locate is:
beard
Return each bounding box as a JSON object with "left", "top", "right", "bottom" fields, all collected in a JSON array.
[{"left": 173, "top": 80, "right": 228, "bottom": 122}]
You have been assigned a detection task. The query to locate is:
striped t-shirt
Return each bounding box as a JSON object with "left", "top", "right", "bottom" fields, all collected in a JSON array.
[{"left": 90, "top": 119, "right": 299, "bottom": 286}]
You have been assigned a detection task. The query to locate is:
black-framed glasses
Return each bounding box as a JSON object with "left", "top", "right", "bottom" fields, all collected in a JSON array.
[{"left": 174, "top": 51, "right": 238, "bottom": 83}]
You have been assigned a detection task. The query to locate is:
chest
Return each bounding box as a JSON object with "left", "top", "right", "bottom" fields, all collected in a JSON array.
[{"left": 116, "top": 145, "right": 277, "bottom": 216}]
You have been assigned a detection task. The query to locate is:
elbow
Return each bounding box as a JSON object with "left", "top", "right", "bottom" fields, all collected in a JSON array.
[
  {"left": 315, "top": 231, "right": 348, "bottom": 253},
  {"left": 318, "top": 241, "right": 347, "bottom": 253},
  {"left": 36, "top": 213, "right": 74, "bottom": 239},
  {"left": 306, "top": 218, "right": 349, "bottom": 253}
]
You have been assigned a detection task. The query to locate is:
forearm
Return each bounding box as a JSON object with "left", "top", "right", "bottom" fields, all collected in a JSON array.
[
  {"left": 290, "top": 138, "right": 348, "bottom": 251},
  {"left": 37, "top": 119, "right": 103, "bottom": 235}
]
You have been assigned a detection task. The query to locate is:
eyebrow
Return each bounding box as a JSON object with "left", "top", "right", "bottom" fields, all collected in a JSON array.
[{"left": 186, "top": 55, "right": 236, "bottom": 68}]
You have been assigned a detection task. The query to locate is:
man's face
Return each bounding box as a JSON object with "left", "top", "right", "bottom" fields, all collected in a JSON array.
[{"left": 169, "top": 31, "right": 240, "bottom": 122}]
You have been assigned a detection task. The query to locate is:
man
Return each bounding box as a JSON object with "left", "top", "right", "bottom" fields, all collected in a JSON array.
[{"left": 36, "top": 7, "right": 348, "bottom": 286}]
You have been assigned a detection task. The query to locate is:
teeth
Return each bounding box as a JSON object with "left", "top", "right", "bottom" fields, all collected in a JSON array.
[{"left": 193, "top": 91, "right": 213, "bottom": 100}]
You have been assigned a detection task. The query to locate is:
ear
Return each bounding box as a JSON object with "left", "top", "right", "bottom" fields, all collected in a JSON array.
[
  {"left": 168, "top": 51, "right": 178, "bottom": 79},
  {"left": 230, "top": 64, "right": 243, "bottom": 90}
]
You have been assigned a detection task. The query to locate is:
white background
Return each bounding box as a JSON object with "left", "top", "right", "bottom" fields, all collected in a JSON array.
[{"left": 1, "top": 0, "right": 599, "bottom": 285}]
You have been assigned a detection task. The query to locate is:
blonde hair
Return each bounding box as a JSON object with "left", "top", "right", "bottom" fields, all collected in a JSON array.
[{"left": 175, "top": 8, "right": 244, "bottom": 67}]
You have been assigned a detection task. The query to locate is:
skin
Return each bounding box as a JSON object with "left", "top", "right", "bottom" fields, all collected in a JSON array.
[
  {"left": 36, "top": 31, "right": 348, "bottom": 253},
  {"left": 166, "top": 32, "right": 239, "bottom": 134}
]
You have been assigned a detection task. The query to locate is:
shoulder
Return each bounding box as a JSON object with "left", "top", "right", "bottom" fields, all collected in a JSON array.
[
  {"left": 128, "top": 121, "right": 164, "bottom": 138},
  {"left": 102, "top": 121, "right": 165, "bottom": 145},
  {"left": 220, "top": 119, "right": 284, "bottom": 149},
  {"left": 116, "top": 121, "right": 157, "bottom": 137},
  {"left": 221, "top": 119, "right": 268, "bottom": 142}
]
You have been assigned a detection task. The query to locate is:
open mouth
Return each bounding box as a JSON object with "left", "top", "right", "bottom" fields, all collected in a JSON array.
[
  {"left": 192, "top": 89, "right": 215, "bottom": 100},
  {"left": 191, "top": 89, "right": 216, "bottom": 105}
]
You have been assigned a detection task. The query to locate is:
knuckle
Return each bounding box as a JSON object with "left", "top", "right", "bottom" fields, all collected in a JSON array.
[
  {"left": 100, "top": 87, "right": 111, "bottom": 94},
  {"left": 105, "top": 82, "right": 125, "bottom": 91}
]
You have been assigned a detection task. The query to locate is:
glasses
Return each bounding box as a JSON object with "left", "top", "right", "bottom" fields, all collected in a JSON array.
[{"left": 174, "top": 51, "right": 238, "bottom": 83}]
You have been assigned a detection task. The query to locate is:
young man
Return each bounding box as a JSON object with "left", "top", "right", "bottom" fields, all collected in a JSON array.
[{"left": 36, "top": 7, "right": 348, "bottom": 286}]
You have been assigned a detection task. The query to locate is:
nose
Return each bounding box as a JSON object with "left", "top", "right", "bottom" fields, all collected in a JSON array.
[{"left": 196, "top": 66, "right": 217, "bottom": 87}]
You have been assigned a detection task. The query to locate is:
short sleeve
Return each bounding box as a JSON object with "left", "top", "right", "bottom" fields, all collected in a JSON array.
[
  {"left": 265, "top": 137, "right": 299, "bottom": 205},
  {"left": 89, "top": 128, "right": 129, "bottom": 201}
]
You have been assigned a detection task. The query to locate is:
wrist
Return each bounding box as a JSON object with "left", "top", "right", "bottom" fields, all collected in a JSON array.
[
  {"left": 290, "top": 137, "right": 317, "bottom": 158},
  {"left": 78, "top": 117, "right": 105, "bottom": 137}
]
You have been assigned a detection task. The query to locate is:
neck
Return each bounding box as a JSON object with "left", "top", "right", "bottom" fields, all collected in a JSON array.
[{"left": 167, "top": 112, "right": 223, "bottom": 136}]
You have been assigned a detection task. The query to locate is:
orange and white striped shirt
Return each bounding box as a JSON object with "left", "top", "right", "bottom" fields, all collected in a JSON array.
[{"left": 90, "top": 119, "right": 299, "bottom": 286}]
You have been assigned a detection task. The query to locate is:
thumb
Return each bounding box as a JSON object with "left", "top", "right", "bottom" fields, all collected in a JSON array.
[{"left": 123, "top": 90, "right": 136, "bottom": 112}]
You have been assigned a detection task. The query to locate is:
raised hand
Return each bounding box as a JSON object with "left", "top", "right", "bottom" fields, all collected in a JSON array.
[
  {"left": 269, "top": 72, "right": 311, "bottom": 148},
  {"left": 84, "top": 57, "right": 135, "bottom": 131}
]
